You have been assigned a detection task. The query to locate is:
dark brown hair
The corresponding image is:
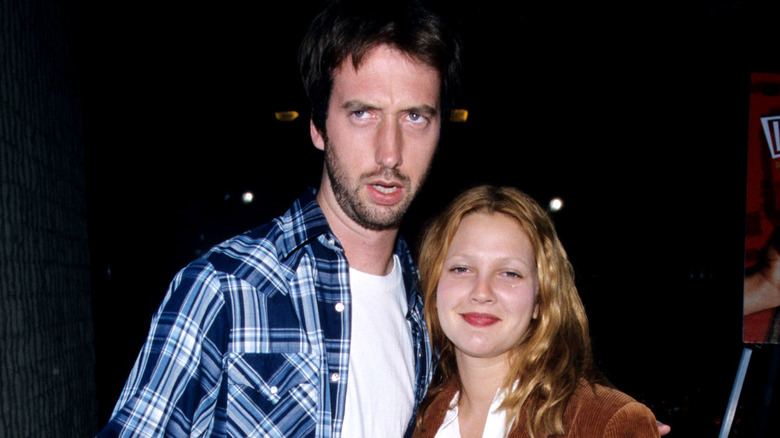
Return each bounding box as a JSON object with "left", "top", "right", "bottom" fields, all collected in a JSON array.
[{"left": 298, "top": 0, "right": 462, "bottom": 136}]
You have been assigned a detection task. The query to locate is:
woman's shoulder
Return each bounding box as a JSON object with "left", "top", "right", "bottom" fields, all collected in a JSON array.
[
  {"left": 412, "top": 381, "right": 460, "bottom": 438},
  {"left": 564, "top": 379, "right": 661, "bottom": 438},
  {"left": 570, "top": 380, "right": 641, "bottom": 411}
]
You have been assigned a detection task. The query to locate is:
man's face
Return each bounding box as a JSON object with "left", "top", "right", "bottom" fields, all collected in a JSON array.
[{"left": 311, "top": 44, "right": 441, "bottom": 231}]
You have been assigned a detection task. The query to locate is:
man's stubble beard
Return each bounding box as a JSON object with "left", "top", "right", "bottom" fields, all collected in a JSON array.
[{"left": 324, "top": 141, "right": 430, "bottom": 231}]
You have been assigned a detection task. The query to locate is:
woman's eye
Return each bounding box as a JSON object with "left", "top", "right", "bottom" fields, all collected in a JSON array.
[
  {"left": 503, "top": 271, "right": 522, "bottom": 278},
  {"left": 450, "top": 266, "right": 468, "bottom": 273}
]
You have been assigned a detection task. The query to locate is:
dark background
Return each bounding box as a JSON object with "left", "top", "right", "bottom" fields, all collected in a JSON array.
[{"left": 76, "top": 1, "right": 780, "bottom": 435}]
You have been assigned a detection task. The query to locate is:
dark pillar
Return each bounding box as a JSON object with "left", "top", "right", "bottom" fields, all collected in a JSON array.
[{"left": 0, "top": 0, "right": 97, "bottom": 436}]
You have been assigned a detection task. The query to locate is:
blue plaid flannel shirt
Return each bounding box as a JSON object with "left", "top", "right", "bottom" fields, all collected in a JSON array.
[{"left": 97, "top": 188, "right": 434, "bottom": 437}]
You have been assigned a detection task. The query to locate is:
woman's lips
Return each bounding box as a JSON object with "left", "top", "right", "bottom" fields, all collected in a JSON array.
[{"left": 460, "top": 312, "right": 501, "bottom": 327}]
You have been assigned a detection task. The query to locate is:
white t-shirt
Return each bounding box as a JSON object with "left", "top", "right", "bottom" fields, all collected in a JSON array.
[
  {"left": 341, "top": 255, "right": 415, "bottom": 437},
  {"left": 436, "top": 388, "right": 511, "bottom": 438}
]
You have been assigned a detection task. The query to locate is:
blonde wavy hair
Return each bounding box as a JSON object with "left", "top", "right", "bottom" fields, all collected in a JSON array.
[{"left": 416, "top": 185, "right": 604, "bottom": 437}]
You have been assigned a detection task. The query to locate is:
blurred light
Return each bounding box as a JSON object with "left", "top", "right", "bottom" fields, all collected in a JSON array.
[
  {"left": 549, "top": 198, "right": 563, "bottom": 212},
  {"left": 242, "top": 191, "right": 254, "bottom": 204},
  {"left": 450, "top": 109, "right": 468, "bottom": 122},
  {"left": 275, "top": 111, "right": 299, "bottom": 122}
]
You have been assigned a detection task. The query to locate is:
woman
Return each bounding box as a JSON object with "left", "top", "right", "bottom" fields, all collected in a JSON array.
[{"left": 414, "top": 186, "right": 659, "bottom": 438}]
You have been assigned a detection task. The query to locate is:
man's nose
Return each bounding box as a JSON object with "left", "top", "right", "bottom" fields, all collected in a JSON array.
[{"left": 375, "top": 120, "right": 403, "bottom": 169}]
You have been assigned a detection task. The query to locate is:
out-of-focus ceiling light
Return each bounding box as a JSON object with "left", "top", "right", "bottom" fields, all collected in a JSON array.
[
  {"left": 450, "top": 109, "right": 468, "bottom": 122},
  {"left": 275, "top": 111, "right": 299, "bottom": 122},
  {"left": 549, "top": 198, "right": 563, "bottom": 212},
  {"left": 242, "top": 191, "right": 254, "bottom": 204}
]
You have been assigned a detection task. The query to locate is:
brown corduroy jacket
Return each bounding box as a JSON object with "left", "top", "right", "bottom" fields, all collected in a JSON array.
[{"left": 412, "top": 379, "right": 660, "bottom": 438}]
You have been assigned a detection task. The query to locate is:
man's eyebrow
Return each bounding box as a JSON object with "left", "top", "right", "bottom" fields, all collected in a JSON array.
[
  {"left": 407, "top": 104, "right": 438, "bottom": 117},
  {"left": 341, "top": 100, "right": 439, "bottom": 116},
  {"left": 342, "top": 100, "right": 377, "bottom": 111}
]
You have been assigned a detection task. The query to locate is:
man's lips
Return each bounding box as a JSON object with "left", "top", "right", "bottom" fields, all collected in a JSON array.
[
  {"left": 460, "top": 312, "right": 501, "bottom": 327},
  {"left": 365, "top": 181, "right": 404, "bottom": 204},
  {"left": 369, "top": 181, "right": 401, "bottom": 193}
]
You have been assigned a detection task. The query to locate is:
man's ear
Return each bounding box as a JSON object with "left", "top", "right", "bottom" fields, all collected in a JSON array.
[{"left": 310, "top": 119, "right": 325, "bottom": 151}]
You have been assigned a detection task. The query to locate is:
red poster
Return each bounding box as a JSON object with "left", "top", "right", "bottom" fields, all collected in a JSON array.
[{"left": 744, "top": 72, "right": 780, "bottom": 344}]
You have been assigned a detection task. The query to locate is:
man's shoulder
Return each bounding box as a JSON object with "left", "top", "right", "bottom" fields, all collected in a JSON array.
[{"left": 196, "top": 189, "right": 330, "bottom": 283}]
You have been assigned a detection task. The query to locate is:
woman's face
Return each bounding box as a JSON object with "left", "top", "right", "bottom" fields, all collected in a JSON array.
[{"left": 436, "top": 212, "right": 539, "bottom": 364}]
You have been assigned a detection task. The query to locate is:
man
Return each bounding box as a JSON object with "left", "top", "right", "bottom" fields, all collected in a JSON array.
[{"left": 97, "top": 1, "right": 461, "bottom": 437}]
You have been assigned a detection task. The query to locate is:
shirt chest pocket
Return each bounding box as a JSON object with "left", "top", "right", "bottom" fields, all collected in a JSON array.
[{"left": 226, "top": 352, "right": 320, "bottom": 436}]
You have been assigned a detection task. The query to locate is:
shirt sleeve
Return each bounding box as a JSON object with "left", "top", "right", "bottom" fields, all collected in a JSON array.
[
  {"left": 97, "top": 261, "right": 228, "bottom": 437},
  {"left": 603, "top": 401, "right": 662, "bottom": 438}
]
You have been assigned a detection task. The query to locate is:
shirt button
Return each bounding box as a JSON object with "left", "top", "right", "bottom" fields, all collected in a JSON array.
[
  {"left": 330, "top": 373, "right": 340, "bottom": 382},
  {"left": 269, "top": 386, "right": 278, "bottom": 395},
  {"left": 335, "top": 303, "right": 345, "bottom": 312}
]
